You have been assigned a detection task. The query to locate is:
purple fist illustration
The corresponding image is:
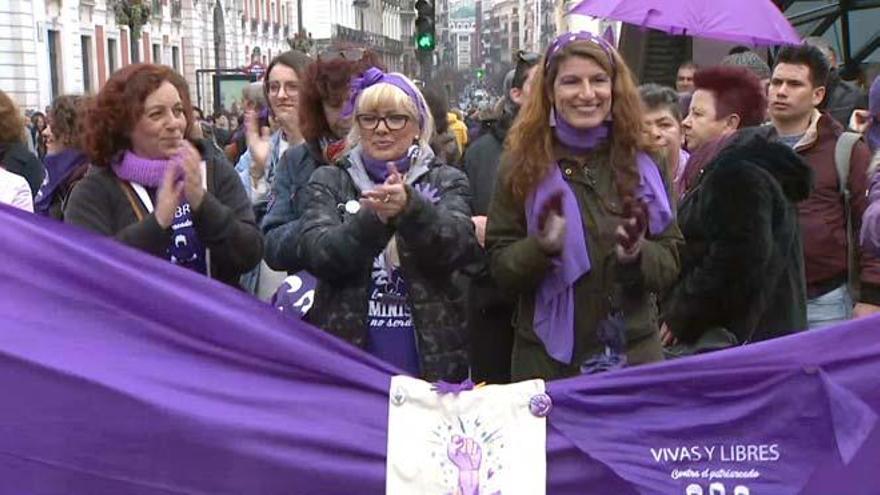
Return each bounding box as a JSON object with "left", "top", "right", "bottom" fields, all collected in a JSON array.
[{"left": 448, "top": 435, "right": 482, "bottom": 495}]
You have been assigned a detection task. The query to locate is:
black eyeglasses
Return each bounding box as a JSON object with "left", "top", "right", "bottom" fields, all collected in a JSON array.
[{"left": 356, "top": 114, "right": 410, "bottom": 131}]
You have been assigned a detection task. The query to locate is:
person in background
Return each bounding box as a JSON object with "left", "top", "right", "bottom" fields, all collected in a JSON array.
[
  {"left": 767, "top": 45, "right": 878, "bottom": 327},
  {"left": 720, "top": 49, "right": 772, "bottom": 88},
  {"left": 849, "top": 75, "right": 880, "bottom": 154},
  {"left": 64, "top": 64, "right": 262, "bottom": 288},
  {"left": 34, "top": 95, "right": 91, "bottom": 219},
  {"left": 261, "top": 50, "right": 380, "bottom": 305},
  {"left": 487, "top": 32, "right": 681, "bottom": 381},
  {"left": 804, "top": 36, "right": 868, "bottom": 128},
  {"left": 639, "top": 83, "right": 688, "bottom": 199},
  {"left": 676, "top": 61, "right": 698, "bottom": 94},
  {"left": 225, "top": 83, "right": 267, "bottom": 165},
  {"left": 462, "top": 50, "right": 539, "bottom": 384},
  {"left": 447, "top": 109, "right": 469, "bottom": 155},
  {"left": 662, "top": 66, "right": 811, "bottom": 351},
  {"left": 30, "top": 112, "right": 48, "bottom": 159},
  {"left": 421, "top": 84, "right": 461, "bottom": 165},
  {"left": 0, "top": 90, "right": 45, "bottom": 196},
  {"left": 296, "top": 68, "right": 478, "bottom": 381},
  {"left": 236, "top": 50, "right": 313, "bottom": 217}
]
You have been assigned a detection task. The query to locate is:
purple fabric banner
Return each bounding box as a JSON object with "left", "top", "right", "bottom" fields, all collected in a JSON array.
[{"left": 1, "top": 204, "right": 880, "bottom": 494}]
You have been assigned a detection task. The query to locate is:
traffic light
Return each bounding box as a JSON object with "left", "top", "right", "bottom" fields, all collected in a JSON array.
[
  {"left": 476, "top": 68, "right": 485, "bottom": 80},
  {"left": 415, "top": 0, "right": 436, "bottom": 52}
]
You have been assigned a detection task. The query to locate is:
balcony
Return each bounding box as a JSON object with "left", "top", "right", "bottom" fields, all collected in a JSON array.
[
  {"left": 399, "top": 0, "right": 414, "bottom": 16},
  {"left": 283, "top": 25, "right": 289, "bottom": 38},
  {"left": 151, "top": 0, "right": 161, "bottom": 18},
  {"left": 251, "top": 18, "right": 257, "bottom": 32},
  {"left": 263, "top": 20, "right": 270, "bottom": 33},
  {"left": 332, "top": 24, "right": 404, "bottom": 55},
  {"left": 171, "top": 0, "right": 181, "bottom": 19}
]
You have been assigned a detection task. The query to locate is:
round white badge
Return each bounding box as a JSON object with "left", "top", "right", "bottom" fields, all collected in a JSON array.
[{"left": 344, "top": 200, "right": 361, "bottom": 215}]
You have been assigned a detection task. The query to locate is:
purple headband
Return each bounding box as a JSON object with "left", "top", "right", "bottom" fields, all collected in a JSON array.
[
  {"left": 544, "top": 31, "right": 617, "bottom": 74},
  {"left": 341, "top": 67, "right": 426, "bottom": 128}
]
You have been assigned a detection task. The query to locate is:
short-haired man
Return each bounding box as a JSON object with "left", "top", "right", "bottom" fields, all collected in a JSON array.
[
  {"left": 768, "top": 44, "right": 878, "bottom": 328},
  {"left": 676, "top": 61, "right": 698, "bottom": 94},
  {"left": 663, "top": 66, "right": 812, "bottom": 349},
  {"left": 462, "top": 50, "right": 539, "bottom": 384}
]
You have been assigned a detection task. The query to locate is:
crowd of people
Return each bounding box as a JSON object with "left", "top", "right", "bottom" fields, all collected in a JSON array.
[{"left": 2, "top": 33, "right": 880, "bottom": 384}]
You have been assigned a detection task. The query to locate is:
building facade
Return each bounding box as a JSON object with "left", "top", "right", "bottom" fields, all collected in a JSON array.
[
  {"left": 1, "top": 0, "right": 411, "bottom": 112},
  {"left": 448, "top": 4, "right": 474, "bottom": 71}
]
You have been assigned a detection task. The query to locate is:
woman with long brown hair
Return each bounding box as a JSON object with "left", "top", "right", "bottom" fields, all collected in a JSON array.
[{"left": 486, "top": 32, "right": 683, "bottom": 381}]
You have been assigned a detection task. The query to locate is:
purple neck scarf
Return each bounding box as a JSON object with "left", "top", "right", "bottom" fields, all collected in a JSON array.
[
  {"left": 342, "top": 67, "right": 427, "bottom": 127},
  {"left": 361, "top": 151, "right": 413, "bottom": 184},
  {"left": 552, "top": 111, "right": 611, "bottom": 153},
  {"left": 525, "top": 153, "right": 673, "bottom": 364},
  {"left": 112, "top": 150, "right": 174, "bottom": 188},
  {"left": 34, "top": 149, "right": 88, "bottom": 215}
]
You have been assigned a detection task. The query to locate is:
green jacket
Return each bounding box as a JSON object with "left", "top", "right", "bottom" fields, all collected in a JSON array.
[{"left": 486, "top": 146, "right": 683, "bottom": 381}]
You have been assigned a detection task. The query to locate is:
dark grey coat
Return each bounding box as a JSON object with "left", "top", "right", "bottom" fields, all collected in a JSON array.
[{"left": 297, "top": 147, "right": 479, "bottom": 381}]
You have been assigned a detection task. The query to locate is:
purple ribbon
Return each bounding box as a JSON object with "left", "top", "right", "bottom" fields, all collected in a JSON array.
[
  {"left": 432, "top": 378, "right": 476, "bottom": 395},
  {"left": 544, "top": 31, "right": 617, "bottom": 74},
  {"left": 342, "top": 67, "right": 426, "bottom": 127}
]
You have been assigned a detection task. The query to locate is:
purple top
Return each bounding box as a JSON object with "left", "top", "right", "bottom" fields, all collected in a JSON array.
[{"left": 860, "top": 166, "right": 880, "bottom": 254}]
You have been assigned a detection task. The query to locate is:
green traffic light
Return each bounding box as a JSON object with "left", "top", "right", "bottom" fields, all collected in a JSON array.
[{"left": 416, "top": 34, "right": 435, "bottom": 50}]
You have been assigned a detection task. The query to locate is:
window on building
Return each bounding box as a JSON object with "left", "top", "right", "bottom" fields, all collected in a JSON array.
[
  {"left": 81, "top": 35, "right": 93, "bottom": 93},
  {"left": 153, "top": 43, "right": 161, "bottom": 64},
  {"left": 172, "top": 46, "right": 180, "bottom": 71},
  {"left": 47, "top": 30, "right": 62, "bottom": 100},
  {"left": 108, "top": 38, "right": 118, "bottom": 74}
]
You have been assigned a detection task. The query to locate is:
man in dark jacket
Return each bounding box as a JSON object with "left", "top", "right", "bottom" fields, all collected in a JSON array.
[
  {"left": 663, "top": 66, "right": 812, "bottom": 348},
  {"left": 461, "top": 52, "right": 538, "bottom": 383},
  {"left": 768, "top": 44, "right": 878, "bottom": 328},
  {"left": 804, "top": 37, "right": 868, "bottom": 127}
]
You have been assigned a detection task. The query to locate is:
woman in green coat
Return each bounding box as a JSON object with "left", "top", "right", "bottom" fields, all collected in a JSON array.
[{"left": 486, "top": 32, "right": 683, "bottom": 381}]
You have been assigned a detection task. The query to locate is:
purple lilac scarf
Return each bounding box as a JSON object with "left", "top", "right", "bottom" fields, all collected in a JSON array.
[
  {"left": 112, "top": 150, "right": 177, "bottom": 187},
  {"left": 525, "top": 117, "right": 673, "bottom": 364}
]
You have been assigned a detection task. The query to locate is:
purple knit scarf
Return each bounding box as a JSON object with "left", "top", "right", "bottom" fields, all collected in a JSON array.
[{"left": 112, "top": 150, "right": 178, "bottom": 188}]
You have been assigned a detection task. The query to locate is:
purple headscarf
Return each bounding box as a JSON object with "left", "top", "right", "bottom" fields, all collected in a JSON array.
[
  {"left": 342, "top": 67, "right": 428, "bottom": 128},
  {"left": 544, "top": 31, "right": 617, "bottom": 74},
  {"left": 867, "top": 75, "right": 880, "bottom": 153}
]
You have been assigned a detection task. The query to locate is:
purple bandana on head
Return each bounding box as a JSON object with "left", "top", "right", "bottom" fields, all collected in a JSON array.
[
  {"left": 342, "top": 67, "right": 427, "bottom": 128},
  {"left": 544, "top": 31, "right": 617, "bottom": 74}
]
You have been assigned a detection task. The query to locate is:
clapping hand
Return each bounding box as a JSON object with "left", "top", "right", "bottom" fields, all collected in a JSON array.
[{"left": 360, "top": 162, "right": 409, "bottom": 223}]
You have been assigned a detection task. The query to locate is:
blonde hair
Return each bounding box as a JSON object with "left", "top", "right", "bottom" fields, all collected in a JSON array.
[
  {"left": 345, "top": 76, "right": 435, "bottom": 153},
  {"left": 503, "top": 40, "right": 646, "bottom": 203}
]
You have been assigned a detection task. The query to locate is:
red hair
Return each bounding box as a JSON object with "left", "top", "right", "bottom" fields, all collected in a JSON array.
[
  {"left": 82, "top": 64, "right": 193, "bottom": 167},
  {"left": 298, "top": 53, "right": 382, "bottom": 143},
  {"left": 693, "top": 66, "right": 767, "bottom": 127}
]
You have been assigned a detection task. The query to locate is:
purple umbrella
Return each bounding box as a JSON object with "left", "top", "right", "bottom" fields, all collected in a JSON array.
[{"left": 570, "top": 0, "right": 801, "bottom": 46}]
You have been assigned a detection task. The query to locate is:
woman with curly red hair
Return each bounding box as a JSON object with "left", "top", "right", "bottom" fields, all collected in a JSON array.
[
  {"left": 64, "top": 64, "right": 263, "bottom": 288},
  {"left": 486, "top": 32, "right": 683, "bottom": 381}
]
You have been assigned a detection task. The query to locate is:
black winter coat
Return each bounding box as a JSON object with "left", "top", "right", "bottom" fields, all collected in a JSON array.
[
  {"left": 664, "top": 129, "right": 812, "bottom": 344},
  {"left": 297, "top": 148, "right": 479, "bottom": 381},
  {"left": 64, "top": 144, "right": 263, "bottom": 288},
  {"left": 262, "top": 141, "right": 326, "bottom": 273}
]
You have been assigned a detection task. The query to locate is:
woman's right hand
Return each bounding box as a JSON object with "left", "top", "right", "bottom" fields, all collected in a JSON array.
[
  {"left": 245, "top": 109, "right": 272, "bottom": 179},
  {"left": 155, "top": 163, "right": 183, "bottom": 229},
  {"left": 535, "top": 192, "right": 566, "bottom": 255}
]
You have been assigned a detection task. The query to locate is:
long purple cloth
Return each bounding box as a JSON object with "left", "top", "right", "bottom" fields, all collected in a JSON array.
[
  {"left": 1, "top": 204, "right": 880, "bottom": 493},
  {"left": 524, "top": 153, "right": 672, "bottom": 364}
]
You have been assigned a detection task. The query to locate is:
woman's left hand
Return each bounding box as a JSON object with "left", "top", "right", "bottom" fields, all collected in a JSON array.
[
  {"left": 616, "top": 197, "right": 647, "bottom": 263},
  {"left": 361, "top": 163, "right": 410, "bottom": 223},
  {"left": 178, "top": 141, "right": 206, "bottom": 211}
]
